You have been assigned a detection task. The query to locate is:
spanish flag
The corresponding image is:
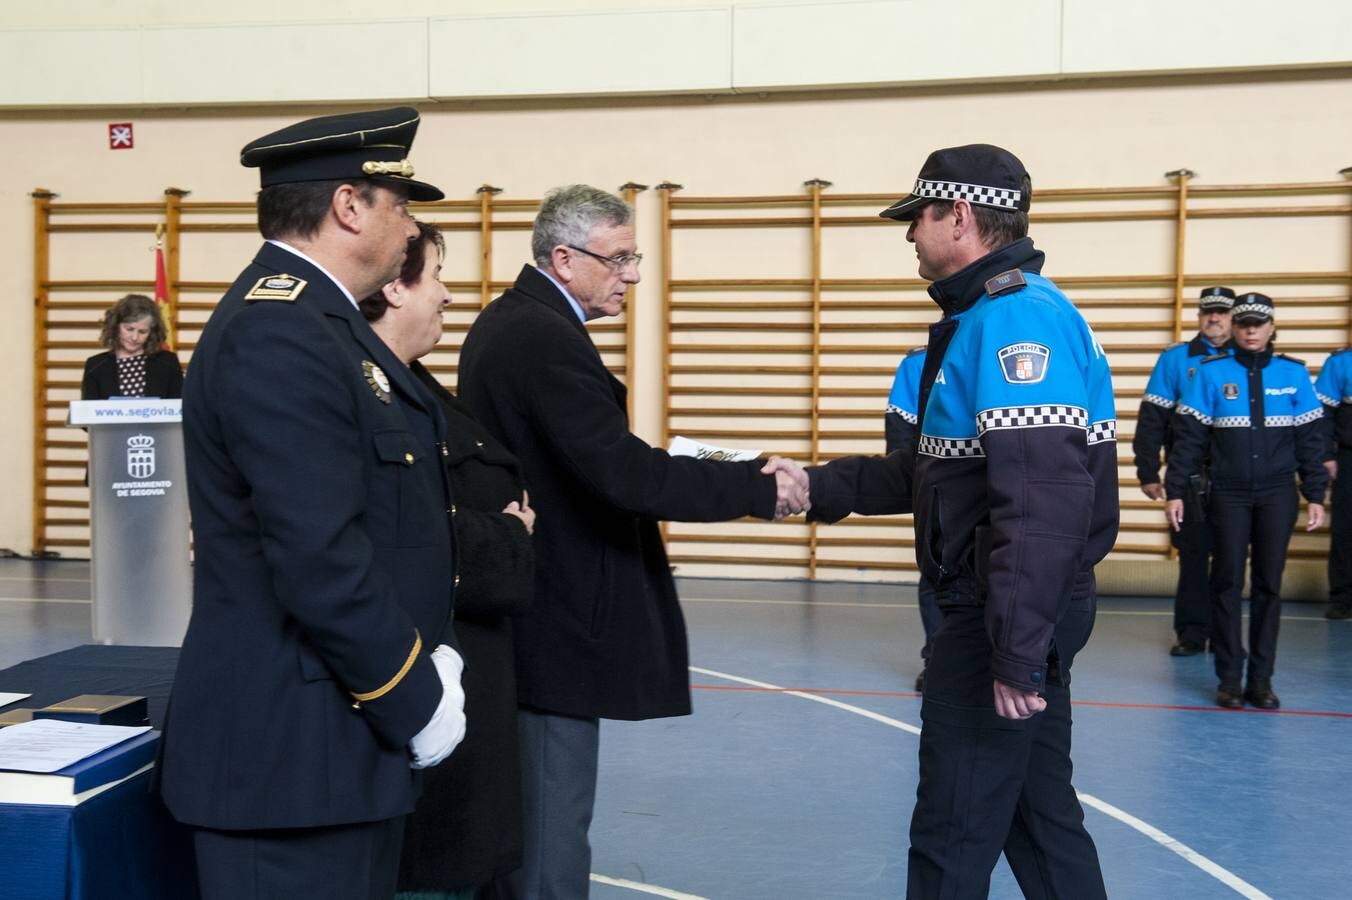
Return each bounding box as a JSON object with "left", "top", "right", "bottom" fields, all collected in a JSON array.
[{"left": 154, "top": 227, "right": 174, "bottom": 351}]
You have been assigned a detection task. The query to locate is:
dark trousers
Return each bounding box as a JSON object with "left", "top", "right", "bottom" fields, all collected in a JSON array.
[
  {"left": 1330, "top": 451, "right": 1352, "bottom": 606},
  {"left": 193, "top": 816, "right": 405, "bottom": 900},
  {"left": 1171, "top": 484, "right": 1213, "bottom": 644},
  {"left": 918, "top": 571, "right": 942, "bottom": 663},
  {"left": 907, "top": 575, "right": 1106, "bottom": 900},
  {"left": 1208, "top": 484, "right": 1298, "bottom": 683},
  {"left": 503, "top": 708, "right": 600, "bottom": 900}
]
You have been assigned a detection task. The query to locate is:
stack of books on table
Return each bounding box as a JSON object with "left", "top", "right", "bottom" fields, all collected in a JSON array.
[{"left": 0, "top": 716, "right": 158, "bottom": 807}]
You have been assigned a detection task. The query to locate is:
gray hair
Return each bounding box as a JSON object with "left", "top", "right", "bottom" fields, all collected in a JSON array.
[{"left": 532, "top": 185, "right": 634, "bottom": 268}]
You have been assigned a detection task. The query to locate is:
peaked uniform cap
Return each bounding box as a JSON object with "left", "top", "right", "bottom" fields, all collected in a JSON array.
[
  {"left": 240, "top": 106, "right": 443, "bottom": 202},
  {"left": 1231, "top": 292, "right": 1275, "bottom": 323},
  {"left": 880, "top": 144, "right": 1030, "bottom": 221},
  {"left": 1198, "top": 286, "right": 1236, "bottom": 311}
]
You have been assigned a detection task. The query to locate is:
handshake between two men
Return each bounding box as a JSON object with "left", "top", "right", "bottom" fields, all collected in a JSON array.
[{"left": 762, "top": 456, "right": 812, "bottom": 520}]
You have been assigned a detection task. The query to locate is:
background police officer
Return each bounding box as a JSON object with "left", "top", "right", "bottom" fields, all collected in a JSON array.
[
  {"left": 885, "top": 346, "right": 939, "bottom": 691},
  {"left": 789, "top": 144, "right": 1118, "bottom": 899},
  {"left": 1166, "top": 293, "right": 1328, "bottom": 709},
  {"left": 1133, "top": 287, "right": 1234, "bottom": 656},
  {"left": 1315, "top": 347, "right": 1352, "bottom": 619}
]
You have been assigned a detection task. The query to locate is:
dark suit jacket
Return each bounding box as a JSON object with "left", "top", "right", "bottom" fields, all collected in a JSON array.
[
  {"left": 160, "top": 242, "right": 456, "bottom": 830},
  {"left": 399, "top": 362, "right": 531, "bottom": 891},
  {"left": 81, "top": 348, "right": 183, "bottom": 399},
  {"left": 458, "top": 265, "right": 777, "bottom": 721}
]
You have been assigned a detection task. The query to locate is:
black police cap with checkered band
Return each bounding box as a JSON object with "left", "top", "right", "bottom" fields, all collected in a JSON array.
[
  {"left": 880, "top": 144, "right": 1030, "bottom": 221},
  {"left": 1231, "top": 292, "right": 1275, "bottom": 324},
  {"left": 1198, "top": 286, "right": 1236, "bottom": 312},
  {"left": 240, "top": 106, "right": 443, "bottom": 202}
]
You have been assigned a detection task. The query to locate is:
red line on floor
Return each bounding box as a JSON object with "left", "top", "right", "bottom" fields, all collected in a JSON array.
[{"left": 689, "top": 683, "right": 1352, "bottom": 719}]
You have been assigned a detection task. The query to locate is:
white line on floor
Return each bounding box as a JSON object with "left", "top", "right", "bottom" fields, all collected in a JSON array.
[
  {"left": 680, "top": 596, "right": 1332, "bottom": 620},
  {"left": 690, "top": 664, "right": 1270, "bottom": 898},
  {"left": 590, "top": 873, "right": 709, "bottom": 899}
]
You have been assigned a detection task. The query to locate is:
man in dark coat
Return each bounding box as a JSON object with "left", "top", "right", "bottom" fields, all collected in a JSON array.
[
  {"left": 458, "top": 184, "right": 809, "bottom": 900},
  {"left": 159, "top": 107, "right": 467, "bottom": 900}
]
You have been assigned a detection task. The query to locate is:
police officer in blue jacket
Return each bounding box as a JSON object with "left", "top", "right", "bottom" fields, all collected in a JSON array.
[
  {"left": 789, "top": 144, "right": 1117, "bottom": 899},
  {"left": 886, "top": 347, "right": 941, "bottom": 691},
  {"left": 160, "top": 108, "right": 468, "bottom": 899},
  {"left": 1166, "top": 293, "right": 1328, "bottom": 709},
  {"left": 1134, "top": 288, "right": 1234, "bottom": 655},
  {"left": 1315, "top": 347, "right": 1352, "bottom": 619}
]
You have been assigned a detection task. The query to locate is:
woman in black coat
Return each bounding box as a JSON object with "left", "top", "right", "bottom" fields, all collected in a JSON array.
[
  {"left": 362, "top": 221, "right": 535, "bottom": 900},
  {"left": 81, "top": 293, "right": 183, "bottom": 399}
]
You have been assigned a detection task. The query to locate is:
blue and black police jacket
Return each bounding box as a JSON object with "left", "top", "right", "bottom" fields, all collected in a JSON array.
[
  {"left": 1166, "top": 344, "right": 1328, "bottom": 504},
  {"left": 1315, "top": 347, "right": 1352, "bottom": 454},
  {"left": 885, "top": 347, "right": 926, "bottom": 455},
  {"left": 1132, "top": 335, "right": 1231, "bottom": 486},
  {"left": 807, "top": 238, "right": 1120, "bottom": 692}
]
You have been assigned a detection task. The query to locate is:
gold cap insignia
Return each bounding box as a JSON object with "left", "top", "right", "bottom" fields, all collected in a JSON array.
[
  {"left": 362, "top": 159, "right": 416, "bottom": 178},
  {"left": 244, "top": 273, "right": 307, "bottom": 302},
  {"left": 363, "top": 360, "right": 392, "bottom": 404}
]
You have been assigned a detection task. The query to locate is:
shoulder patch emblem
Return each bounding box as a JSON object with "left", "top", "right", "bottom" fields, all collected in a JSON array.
[
  {"left": 984, "top": 269, "right": 1026, "bottom": 297},
  {"left": 1223, "top": 383, "right": 1240, "bottom": 400},
  {"left": 997, "top": 342, "right": 1050, "bottom": 384},
  {"left": 363, "top": 360, "right": 392, "bottom": 404},
  {"left": 244, "top": 273, "right": 307, "bottom": 302}
]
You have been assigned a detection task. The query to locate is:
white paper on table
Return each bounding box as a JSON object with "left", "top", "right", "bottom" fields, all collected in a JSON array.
[
  {"left": 0, "top": 693, "right": 30, "bottom": 710},
  {"left": 668, "top": 436, "right": 762, "bottom": 463},
  {"left": 0, "top": 719, "right": 151, "bottom": 773}
]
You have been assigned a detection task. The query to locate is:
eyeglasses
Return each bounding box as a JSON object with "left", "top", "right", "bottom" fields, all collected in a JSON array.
[{"left": 566, "top": 244, "right": 643, "bottom": 271}]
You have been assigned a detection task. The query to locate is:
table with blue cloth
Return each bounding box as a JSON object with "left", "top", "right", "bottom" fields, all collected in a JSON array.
[{"left": 0, "top": 645, "right": 197, "bottom": 900}]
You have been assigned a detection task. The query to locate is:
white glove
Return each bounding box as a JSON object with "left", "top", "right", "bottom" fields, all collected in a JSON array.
[{"left": 408, "top": 644, "right": 467, "bottom": 769}]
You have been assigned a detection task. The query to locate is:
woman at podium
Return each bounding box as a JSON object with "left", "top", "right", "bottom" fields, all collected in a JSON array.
[
  {"left": 81, "top": 293, "right": 183, "bottom": 400},
  {"left": 360, "top": 220, "right": 536, "bottom": 900}
]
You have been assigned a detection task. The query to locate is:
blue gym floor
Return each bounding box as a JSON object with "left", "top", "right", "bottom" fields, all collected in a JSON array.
[{"left": 2, "top": 561, "right": 1348, "bottom": 899}]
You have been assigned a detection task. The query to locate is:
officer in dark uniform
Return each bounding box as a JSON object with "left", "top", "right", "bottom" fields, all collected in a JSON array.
[
  {"left": 1315, "top": 347, "right": 1352, "bottom": 619},
  {"left": 1133, "top": 287, "right": 1234, "bottom": 656},
  {"left": 886, "top": 347, "right": 940, "bottom": 691},
  {"left": 789, "top": 144, "right": 1117, "bottom": 899},
  {"left": 159, "top": 107, "right": 468, "bottom": 899},
  {"left": 1166, "top": 293, "right": 1328, "bottom": 709}
]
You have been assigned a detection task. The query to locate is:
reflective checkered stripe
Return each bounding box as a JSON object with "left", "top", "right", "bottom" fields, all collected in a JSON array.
[
  {"left": 976, "top": 405, "right": 1088, "bottom": 434},
  {"left": 1265, "top": 415, "right": 1294, "bottom": 427},
  {"left": 887, "top": 404, "right": 918, "bottom": 424},
  {"left": 918, "top": 435, "right": 984, "bottom": 458},
  {"left": 1142, "top": 392, "right": 1176, "bottom": 409},
  {"left": 1178, "top": 403, "right": 1212, "bottom": 425},
  {"left": 1293, "top": 408, "right": 1324, "bottom": 427},
  {"left": 1088, "top": 419, "right": 1117, "bottom": 444},
  {"left": 1213, "top": 416, "right": 1251, "bottom": 428},
  {"left": 1231, "top": 302, "right": 1272, "bottom": 318},
  {"left": 913, "top": 177, "right": 1022, "bottom": 210},
  {"left": 1317, "top": 390, "right": 1337, "bottom": 407}
]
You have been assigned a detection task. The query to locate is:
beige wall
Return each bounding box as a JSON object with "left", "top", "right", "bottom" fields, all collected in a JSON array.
[{"left": 4, "top": 71, "right": 1351, "bottom": 564}]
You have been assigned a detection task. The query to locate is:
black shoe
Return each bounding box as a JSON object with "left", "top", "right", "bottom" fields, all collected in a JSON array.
[
  {"left": 1244, "top": 679, "right": 1281, "bottom": 710},
  {"left": 1327, "top": 603, "right": 1352, "bottom": 621},
  {"left": 914, "top": 670, "right": 925, "bottom": 693},
  {"left": 1216, "top": 682, "right": 1244, "bottom": 709},
  {"left": 1170, "top": 640, "right": 1205, "bottom": 657}
]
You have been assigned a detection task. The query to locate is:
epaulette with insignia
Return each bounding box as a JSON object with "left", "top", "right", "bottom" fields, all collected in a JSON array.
[
  {"left": 905, "top": 346, "right": 926, "bottom": 357},
  {"left": 1275, "top": 353, "right": 1306, "bottom": 366},
  {"left": 244, "top": 273, "right": 307, "bottom": 302},
  {"left": 984, "top": 269, "right": 1026, "bottom": 297},
  {"left": 1201, "top": 353, "right": 1229, "bottom": 363},
  {"left": 1329, "top": 347, "right": 1351, "bottom": 356},
  {"left": 1165, "top": 341, "right": 1186, "bottom": 350}
]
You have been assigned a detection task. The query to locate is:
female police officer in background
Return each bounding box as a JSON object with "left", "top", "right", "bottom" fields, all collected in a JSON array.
[
  {"left": 360, "top": 220, "right": 536, "bottom": 900},
  {"left": 1166, "top": 292, "right": 1327, "bottom": 709},
  {"left": 81, "top": 293, "right": 183, "bottom": 400}
]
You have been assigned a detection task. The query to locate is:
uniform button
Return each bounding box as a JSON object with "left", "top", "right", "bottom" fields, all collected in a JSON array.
[
  {"left": 404, "top": 452, "right": 414, "bottom": 464},
  {"left": 454, "top": 574, "right": 461, "bottom": 587},
  {"left": 450, "top": 504, "right": 457, "bottom": 516},
  {"left": 475, "top": 440, "right": 484, "bottom": 448},
  {"left": 1030, "top": 671, "right": 1042, "bottom": 684}
]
